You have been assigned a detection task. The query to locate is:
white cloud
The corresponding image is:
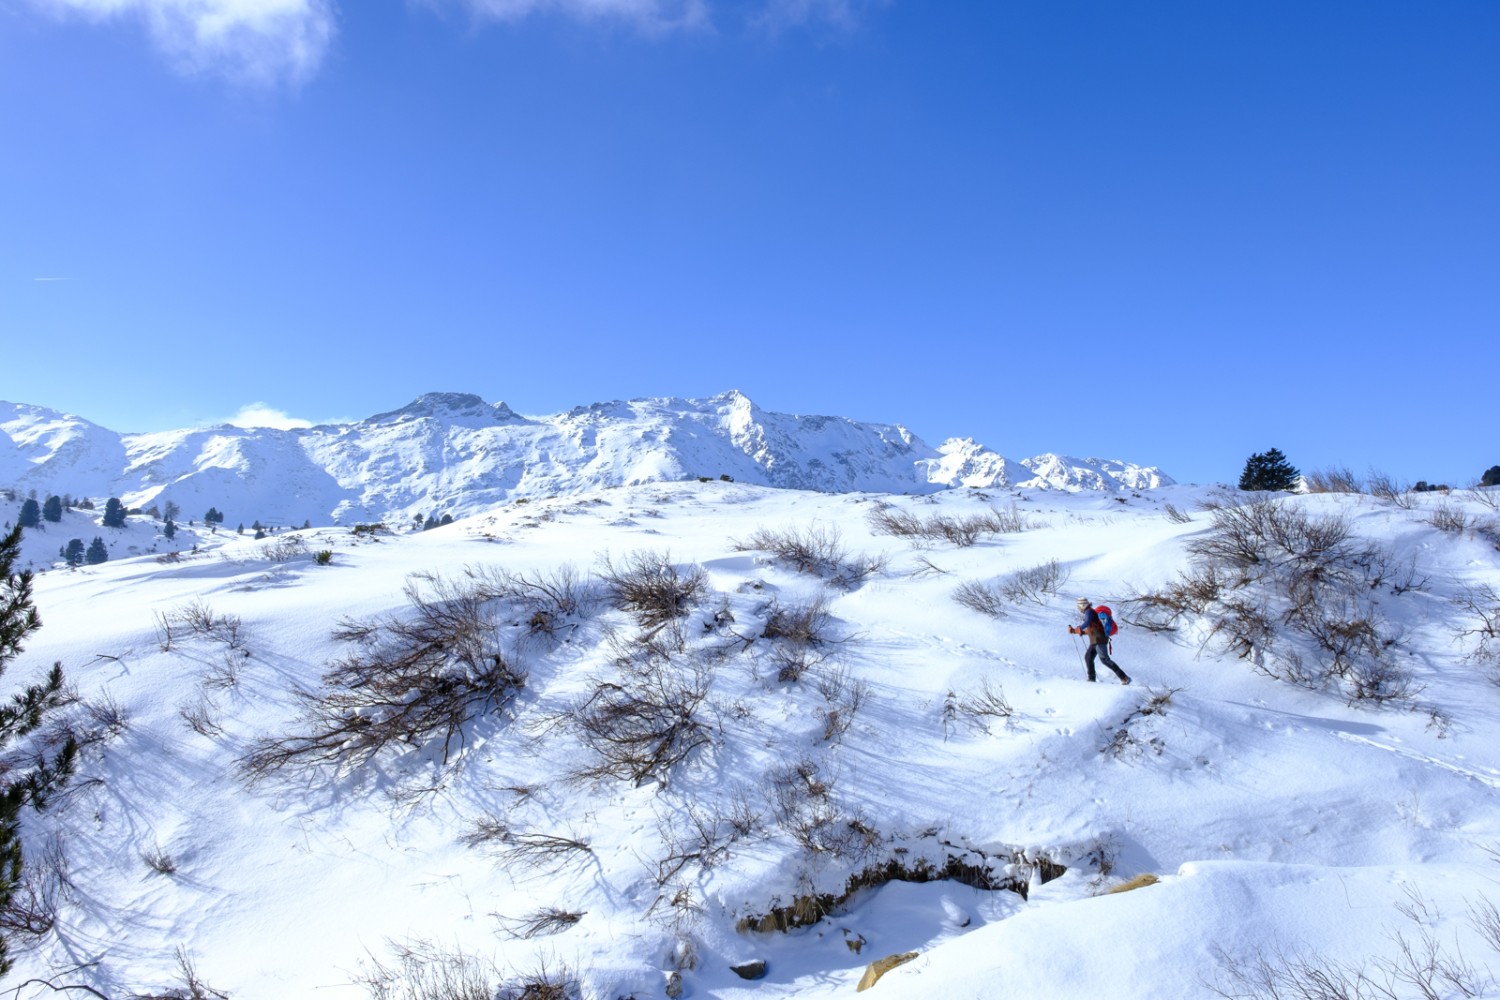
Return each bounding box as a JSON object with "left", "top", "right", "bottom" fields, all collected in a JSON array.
[
  {"left": 35, "top": 0, "right": 335, "bottom": 87},
  {"left": 223, "top": 403, "right": 315, "bottom": 430},
  {"left": 449, "top": 0, "right": 711, "bottom": 33}
]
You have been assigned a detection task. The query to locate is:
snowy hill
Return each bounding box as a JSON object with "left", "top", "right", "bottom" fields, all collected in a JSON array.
[
  {"left": 1, "top": 392, "right": 1172, "bottom": 531},
  {"left": 6, "top": 480, "right": 1500, "bottom": 998}
]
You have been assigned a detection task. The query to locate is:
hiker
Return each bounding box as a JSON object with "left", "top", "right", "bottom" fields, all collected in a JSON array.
[{"left": 1068, "top": 597, "right": 1131, "bottom": 685}]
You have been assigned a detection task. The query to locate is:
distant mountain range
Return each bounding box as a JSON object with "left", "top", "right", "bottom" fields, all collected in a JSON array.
[{"left": 0, "top": 391, "right": 1173, "bottom": 526}]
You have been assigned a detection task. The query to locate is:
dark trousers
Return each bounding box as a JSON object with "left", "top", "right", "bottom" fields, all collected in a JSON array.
[{"left": 1085, "top": 642, "right": 1129, "bottom": 683}]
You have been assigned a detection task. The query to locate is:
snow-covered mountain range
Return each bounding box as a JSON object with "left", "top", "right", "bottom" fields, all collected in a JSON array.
[{"left": 0, "top": 392, "right": 1172, "bottom": 527}]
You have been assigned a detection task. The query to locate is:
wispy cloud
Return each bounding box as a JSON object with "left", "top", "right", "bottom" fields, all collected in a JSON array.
[
  {"left": 223, "top": 403, "right": 315, "bottom": 430},
  {"left": 33, "top": 0, "right": 335, "bottom": 87},
  {"left": 30, "top": 0, "right": 881, "bottom": 86},
  {"left": 451, "top": 0, "right": 712, "bottom": 33}
]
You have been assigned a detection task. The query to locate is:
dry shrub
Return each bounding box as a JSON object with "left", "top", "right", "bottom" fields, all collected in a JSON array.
[
  {"left": 1303, "top": 466, "right": 1363, "bottom": 494},
  {"left": 599, "top": 551, "right": 707, "bottom": 631},
  {"left": 242, "top": 574, "right": 526, "bottom": 776},
  {"left": 867, "top": 503, "right": 1030, "bottom": 547},
  {"left": 1427, "top": 503, "right": 1469, "bottom": 534},
  {"left": 952, "top": 580, "right": 1006, "bottom": 619},
  {"left": 734, "top": 525, "right": 885, "bottom": 588},
  {"left": 569, "top": 660, "right": 713, "bottom": 787},
  {"left": 942, "top": 678, "right": 1015, "bottom": 738},
  {"left": 1126, "top": 496, "right": 1412, "bottom": 704},
  {"left": 998, "top": 558, "right": 1069, "bottom": 605}
]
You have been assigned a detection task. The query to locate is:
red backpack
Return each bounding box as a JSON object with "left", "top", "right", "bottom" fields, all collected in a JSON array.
[{"left": 1095, "top": 605, "right": 1118, "bottom": 638}]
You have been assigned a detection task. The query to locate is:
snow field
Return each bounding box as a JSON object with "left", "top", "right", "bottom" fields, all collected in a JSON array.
[{"left": 5, "top": 481, "right": 1500, "bottom": 998}]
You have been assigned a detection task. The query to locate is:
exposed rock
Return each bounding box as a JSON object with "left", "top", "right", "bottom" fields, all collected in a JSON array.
[
  {"left": 843, "top": 928, "right": 867, "bottom": 954},
  {"left": 730, "top": 959, "right": 767, "bottom": 980},
  {"left": 665, "top": 970, "right": 684, "bottom": 997},
  {"left": 857, "top": 952, "right": 919, "bottom": 992}
]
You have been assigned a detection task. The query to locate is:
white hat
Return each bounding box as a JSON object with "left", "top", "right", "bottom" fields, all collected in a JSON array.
[{"left": 1076, "top": 597, "right": 1091, "bottom": 609}]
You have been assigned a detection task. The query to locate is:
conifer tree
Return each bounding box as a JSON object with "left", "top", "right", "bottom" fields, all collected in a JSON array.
[
  {"left": 85, "top": 537, "right": 108, "bottom": 565},
  {"left": 63, "top": 539, "right": 84, "bottom": 567},
  {"left": 41, "top": 497, "right": 62, "bottom": 524},
  {"left": 16, "top": 500, "right": 40, "bottom": 531},
  {"left": 1238, "top": 448, "right": 1301, "bottom": 492},
  {"left": 101, "top": 498, "right": 127, "bottom": 529},
  {"left": 163, "top": 519, "right": 176, "bottom": 541},
  {"left": 0, "top": 525, "right": 78, "bottom": 973},
  {"left": 1482, "top": 465, "right": 1500, "bottom": 488}
]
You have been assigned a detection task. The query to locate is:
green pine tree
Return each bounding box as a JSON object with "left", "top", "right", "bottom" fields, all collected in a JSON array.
[
  {"left": 41, "top": 497, "right": 62, "bottom": 524},
  {"left": 1238, "top": 448, "right": 1301, "bottom": 492},
  {"left": 101, "top": 498, "right": 127, "bottom": 529},
  {"left": 0, "top": 525, "right": 78, "bottom": 973},
  {"left": 85, "top": 537, "right": 108, "bottom": 565},
  {"left": 63, "top": 539, "right": 84, "bottom": 567},
  {"left": 16, "top": 500, "right": 40, "bottom": 530}
]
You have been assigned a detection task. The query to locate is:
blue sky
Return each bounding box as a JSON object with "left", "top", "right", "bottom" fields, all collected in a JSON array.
[{"left": 2, "top": 0, "right": 1496, "bottom": 486}]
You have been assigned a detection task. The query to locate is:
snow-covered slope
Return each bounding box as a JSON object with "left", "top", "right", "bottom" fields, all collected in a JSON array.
[
  {"left": 0, "top": 392, "right": 1173, "bottom": 530},
  {"left": 7, "top": 482, "right": 1500, "bottom": 998}
]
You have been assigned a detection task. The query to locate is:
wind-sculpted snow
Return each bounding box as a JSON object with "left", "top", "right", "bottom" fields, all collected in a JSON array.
[{"left": 0, "top": 392, "right": 1173, "bottom": 527}]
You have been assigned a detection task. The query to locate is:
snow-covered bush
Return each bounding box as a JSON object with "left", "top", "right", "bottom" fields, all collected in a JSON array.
[{"left": 242, "top": 574, "right": 526, "bottom": 776}]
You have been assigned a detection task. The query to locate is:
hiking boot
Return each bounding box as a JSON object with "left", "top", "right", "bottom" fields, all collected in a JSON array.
[{"left": 1120, "top": 676, "right": 1132, "bottom": 686}]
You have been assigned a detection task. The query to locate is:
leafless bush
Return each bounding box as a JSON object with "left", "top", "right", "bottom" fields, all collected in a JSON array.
[
  {"left": 762, "top": 594, "right": 835, "bottom": 647},
  {"left": 468, "top": 565, "right": 599, "bottom": 639},
  {"left": 495, "top": 832, "right": 593, "bottom": 875},
  {"left": 1466, "top": 485, "right": 1500, "bottom": 510},
  {"left": 998, "top": 558, "right": 1070, "bottom": 605},
  {"left": 1304, "top": 466, "right": 1363, "bottom": 494},
  {"left": 1207, "top": 905, "right": 1499, "bottom": 1000},
  {"left": 599, "top": 551, "right": 707, "bottom": 631},
  {"left": 160, "top": 600, "right": 247, "bottom": 651},
  {"left": 1454, "top": 583, "right": 1500, "bottom": 672},
  {"left": 179, "top": 696, "right": 224, "bottom": 738},
  {"left": 952, "top": 580, "right": 1007, "bottom": 619},
  {"left": 866, "top": 506, "right": 926, "bottom": 539},
  {"left": 458, "top": 814, "right": 511, "bottom": 849},
  {"left": 496, "top": 962, "right": 579, "bottom": 1000},
  {"left": 1367, "top": 469, "right": 1414, "bottom": 508},
  {"left": 942, "top": 678, "right": 1015, "bottom": 739},
  {"left": 652, "top": 802, "right": 734, "bottom": 887},
  {"left": 1121, "top": 564, "right": 1229, "bottom": 633},
  {"left": 1191, "top": 497, "right": 1359, "bottom": 572},
  {"left": 83, "top": 689, "right": 129, "bottom": 738},
  {"left": 569, "top": 660, "right": 713, "bottom": 787},
  {"left": 142, "top": 843, "right": 178, "bottom": 876},
  {"left": 357, "top": 941, "right": 495, "bottom": 1000},
  {"left": 0, "top": 837, "right": 69, "bottom": 937},
  {"left": 1427, "top": 502, "right": 1469, "bottom": 534},
  {"left": 1162, "top": 502, "right": 1193, "bottom": 524},
  {"left": 867, "top": 504, "right": 1030, "bottom": 547},
  {"left": 767, "top": 756, "right": 878, "bottom": 860},
  {"left": 263, "top": 535, "right": 309, "bottom": 561},
  {"left": 130, "top": 947, "right": 231, "bottom": 1000},
  {"left": 242, "top": 574, "right": 526, "bottom": 776},
  {"left": 815, "top": 664, "right": 869, "bottom": 743},
  {"left": 499, "top": 907, "right": 585, "bottom": 940},
  {"left": 909, "top": 555, "right": 951, "bottom": 578},
  {"left": 203, "top": 651, "right": 240, "bottom": 691},
  {"left": 734, "top": 525, "right": 885, "bottom": 588}
]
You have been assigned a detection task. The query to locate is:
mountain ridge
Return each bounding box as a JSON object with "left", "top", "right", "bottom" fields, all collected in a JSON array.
[{"left": 0, "top": 391, "right": 1173, "bottom": 526}]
